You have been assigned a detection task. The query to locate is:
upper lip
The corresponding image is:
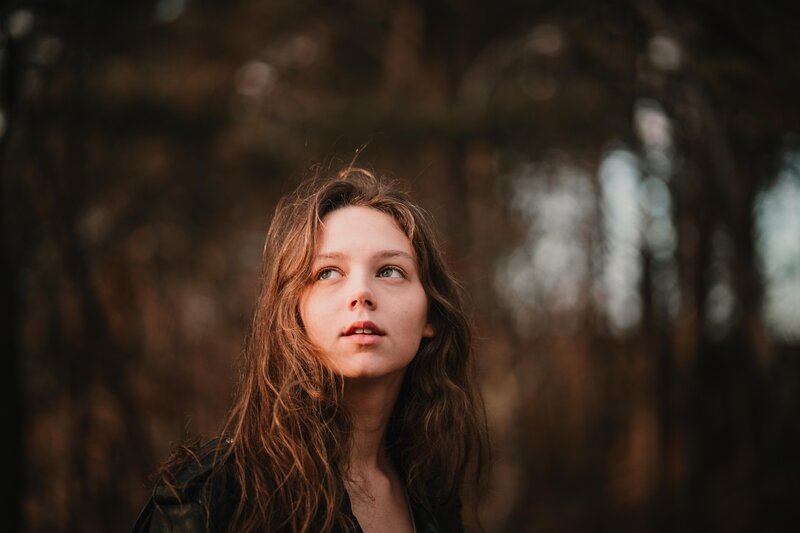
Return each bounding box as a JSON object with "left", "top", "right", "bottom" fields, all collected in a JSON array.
[{"left": 343, "top": 320, "right": 385, "bottom": 336}]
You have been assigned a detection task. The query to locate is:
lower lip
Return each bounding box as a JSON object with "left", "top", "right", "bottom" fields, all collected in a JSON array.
[{"left": 344, "top": 334, "right": 384, "bottom": 346}]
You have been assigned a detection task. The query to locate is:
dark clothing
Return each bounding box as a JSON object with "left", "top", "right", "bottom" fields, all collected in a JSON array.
[{"left": 132, "top": 440, "right": 463, "bottom": 533}]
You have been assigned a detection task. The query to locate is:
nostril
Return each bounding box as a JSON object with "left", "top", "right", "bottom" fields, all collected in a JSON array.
[{"left": 350, "top": 295, "right": 376, "bottom": 309}]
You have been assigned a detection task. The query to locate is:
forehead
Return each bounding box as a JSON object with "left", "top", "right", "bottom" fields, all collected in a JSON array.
[{"left": 316, "top": 206, "right": 413, "bottom": 255}]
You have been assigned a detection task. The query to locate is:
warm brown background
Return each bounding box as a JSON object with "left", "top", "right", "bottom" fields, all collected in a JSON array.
[{"left": 2, "top": 1, "right": 799, "bottom": 532}]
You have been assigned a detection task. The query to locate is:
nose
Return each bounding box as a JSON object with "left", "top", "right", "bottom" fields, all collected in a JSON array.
[{"left": 348, "top": 280, "right": 376, "bottom": 311}]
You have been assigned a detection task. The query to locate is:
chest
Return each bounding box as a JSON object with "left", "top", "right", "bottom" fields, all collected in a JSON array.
[{"left": 346, "top": 480, "right": 415, "bottom": 533}]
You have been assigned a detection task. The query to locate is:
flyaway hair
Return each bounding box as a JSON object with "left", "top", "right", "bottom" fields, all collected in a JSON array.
[{"left": 160, "top": 167, "right": 488, "bottom": 532}]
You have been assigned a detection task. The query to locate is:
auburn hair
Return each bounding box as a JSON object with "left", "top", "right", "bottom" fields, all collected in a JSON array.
[{"left": 164, "top": 166, "right": 488, "bottom": 531}]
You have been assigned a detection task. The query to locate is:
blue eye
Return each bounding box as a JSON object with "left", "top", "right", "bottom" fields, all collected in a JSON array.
[
  {"left": 316, "top": 268, "right": 342, "bottom": 281},
  {"left": 378, "top": 266, "right": 404, "bottom": 279}
]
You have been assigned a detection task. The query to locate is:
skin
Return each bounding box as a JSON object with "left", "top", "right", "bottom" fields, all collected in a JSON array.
[
  {"left": 300, "top": 205, "right": 434, "bottom": 381},
  {"left": 300, "top": 206, "right": 434, "bottom": 533}
]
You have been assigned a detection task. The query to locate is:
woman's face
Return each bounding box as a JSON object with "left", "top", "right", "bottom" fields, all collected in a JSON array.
[{"left": 300, "top": 206, "right": 434, "bottom": 380}]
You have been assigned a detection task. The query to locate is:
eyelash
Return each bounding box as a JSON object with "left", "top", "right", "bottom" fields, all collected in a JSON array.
[
  {"left": 314, "top": 266, "right": 406, "bottom": 281},
  {"left": 315, "top": 267, "right": 341, "bottom": 281},
  {"left": 377, "top": 266, "right": 405, "bottom": 279}
]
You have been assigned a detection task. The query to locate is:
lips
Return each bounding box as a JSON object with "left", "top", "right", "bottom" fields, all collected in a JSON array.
[{"left": 343, "top": 320, "right": 385, "bottom": 336}]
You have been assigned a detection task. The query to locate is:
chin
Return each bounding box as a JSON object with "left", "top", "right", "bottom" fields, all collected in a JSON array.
[
  {"left": 328, "top": 351, "right": 417, "bottom": 381},
  {"left": 335, "top": 360, "right": 410, "bottom": 381},
  {"left": 340, "top": 367, "right": 398, "bottom": 381}
]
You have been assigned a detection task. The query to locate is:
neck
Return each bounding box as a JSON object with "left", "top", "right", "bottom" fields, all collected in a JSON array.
[{"left": 343, "top": 371, "right": 405, "bottom": 474}]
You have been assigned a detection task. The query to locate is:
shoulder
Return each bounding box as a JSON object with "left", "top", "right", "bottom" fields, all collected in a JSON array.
[
  {"left": 131, "top": 438, "right": 240, "bottom": 533},
  {"left": 162, "top": 438, "right": 235, "bottom": 491}
]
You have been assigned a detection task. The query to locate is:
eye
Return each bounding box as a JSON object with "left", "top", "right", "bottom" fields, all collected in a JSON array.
[
  {"left": 316, "top": 268, "right": 342, "bottom": 281},
  {"left": 377, "top": 266, "right": 405, "bottom": 279}
]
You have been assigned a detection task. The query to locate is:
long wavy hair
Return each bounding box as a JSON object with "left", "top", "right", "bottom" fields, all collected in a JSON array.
[{"left": 167, "top": 166, "right": 488, "bottom": 531}]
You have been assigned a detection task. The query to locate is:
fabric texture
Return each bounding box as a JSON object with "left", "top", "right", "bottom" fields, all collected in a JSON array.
[{"left": 131, "top": 440, "right": 463, "bottom": 533}]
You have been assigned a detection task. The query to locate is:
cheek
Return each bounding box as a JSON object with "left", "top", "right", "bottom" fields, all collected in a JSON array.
[
  {"left": 299, "top": 292, "right": 324, "bottom": 339},
  {"left": 396, "top": 289, "right": 430, "bottom": 330},
  {"left": 303, "top": 294, "right": 341, "bottom": 345}
]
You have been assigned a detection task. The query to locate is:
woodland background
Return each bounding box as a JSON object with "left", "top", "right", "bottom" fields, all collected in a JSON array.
[{"left": 1, "top": 0, "right": 799, "bottom": 531}]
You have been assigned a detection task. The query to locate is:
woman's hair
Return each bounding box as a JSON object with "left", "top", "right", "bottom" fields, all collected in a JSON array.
[{"left": 168, "top": 166, "right": 488, "bottom": 531}]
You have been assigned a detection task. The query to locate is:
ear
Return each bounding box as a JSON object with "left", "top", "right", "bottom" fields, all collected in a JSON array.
[{"left": 422, "top": 322, "right": 435, "bottom": 338}]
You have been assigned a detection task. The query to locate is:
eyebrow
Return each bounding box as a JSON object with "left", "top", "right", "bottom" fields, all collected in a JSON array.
[{"left": 313, "top": 250, "right": 415, "bottom": 262}]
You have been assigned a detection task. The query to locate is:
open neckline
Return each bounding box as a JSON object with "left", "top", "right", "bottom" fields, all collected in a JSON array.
[{"left": 344, "top": 484, "right": 417, "bottom": 533}]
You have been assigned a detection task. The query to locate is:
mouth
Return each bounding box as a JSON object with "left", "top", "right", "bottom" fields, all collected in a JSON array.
[{"left": 343, "top": 320, "right": 385, "bottom": 336}]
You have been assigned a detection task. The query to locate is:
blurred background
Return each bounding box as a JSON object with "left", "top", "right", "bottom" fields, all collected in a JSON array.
[{"left": 2, "top": 0, "right": 799, "bottom": 531}]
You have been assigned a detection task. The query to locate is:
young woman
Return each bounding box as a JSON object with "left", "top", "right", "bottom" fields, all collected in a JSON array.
[{"left": 132, "top": 167, "right": 488, "bottom": 532}]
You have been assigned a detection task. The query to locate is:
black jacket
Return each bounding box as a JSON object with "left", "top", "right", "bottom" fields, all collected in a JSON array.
[{"left": 131, "top": 441, "right": 463, "bottom": 533}]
